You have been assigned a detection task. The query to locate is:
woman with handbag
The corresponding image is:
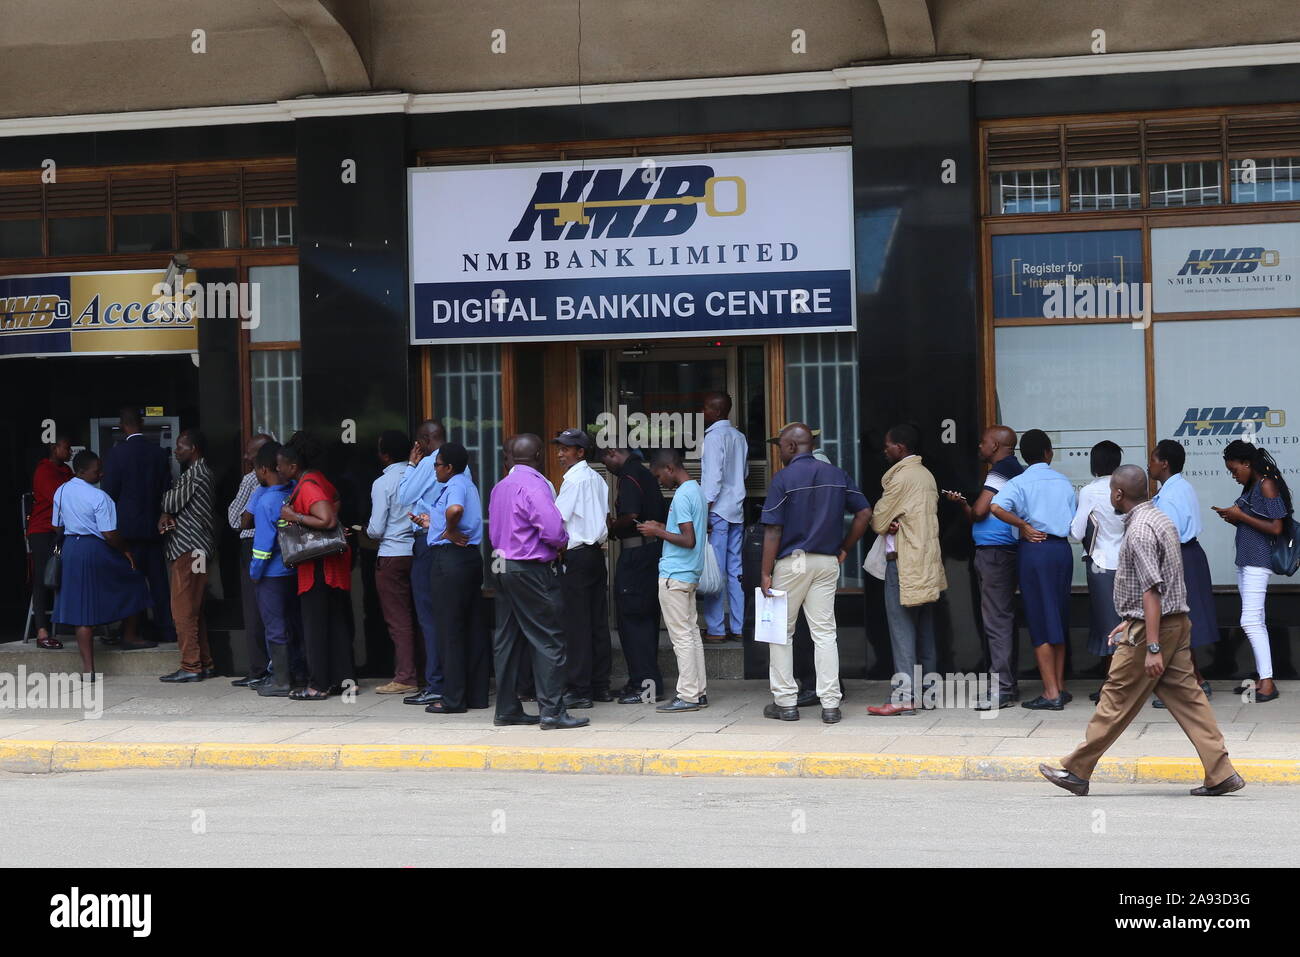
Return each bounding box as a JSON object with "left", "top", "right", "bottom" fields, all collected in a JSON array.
[
  {"left": 51, "top": 450, "right": 153, "bottom": 676},
  {"left": 276, "top": 435, "right": 355, "bottom": 701},
  {"left": 1213, "top": 440, "right": 1291, "bottom": 703}
]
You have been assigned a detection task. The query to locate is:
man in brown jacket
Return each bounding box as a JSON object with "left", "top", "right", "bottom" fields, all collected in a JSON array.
[{"left": 867, "top": 424, "right": 948, "bottom": 716}]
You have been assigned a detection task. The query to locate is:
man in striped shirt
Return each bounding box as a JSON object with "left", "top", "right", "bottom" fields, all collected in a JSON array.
[{"left": 159, "top": 430, "right": 217, "bottom": 683}]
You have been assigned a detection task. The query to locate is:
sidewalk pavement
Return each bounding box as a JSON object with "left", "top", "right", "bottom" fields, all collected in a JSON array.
[{"left": 2, "top": 675, "right": 1298, "bottom": 782}]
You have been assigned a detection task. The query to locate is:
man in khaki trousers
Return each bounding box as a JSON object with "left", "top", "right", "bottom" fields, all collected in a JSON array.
[
  {"left": 1041, "top": 466, "right": 1244, "bottom": 797},
  {"left": 760, "top": 424, "right": 873, "bottom": 724}
]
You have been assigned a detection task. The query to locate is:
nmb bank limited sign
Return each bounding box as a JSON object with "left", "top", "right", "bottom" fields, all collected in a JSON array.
[{"left": 408, "top": 147, "right": 856, "bottom": 344}]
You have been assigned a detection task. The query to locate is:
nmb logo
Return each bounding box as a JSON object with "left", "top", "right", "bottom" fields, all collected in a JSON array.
[
  {"left": 509, "top": 165, "right": 745, "bottom": 242},
  {"left": 1173, "top": 406, "right": 1285, "bottom": 437},
  {"left": 1176, "top": 247, "right": 1280, "bottom": 275}
]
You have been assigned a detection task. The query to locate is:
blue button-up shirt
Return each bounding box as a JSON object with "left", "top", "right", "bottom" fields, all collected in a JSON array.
[
  {"left": 420, "top": 471, "right": 482, "bottom": 547},
  {"left": 760, "top": 453, "right": 872, "bottom": 559},
  {"left": 398, "top": 454, "right": 472, "bottom": 534},
  {"left": 52, "top": 476, "right": 117, "bottom": 539},
  {"left": 367, "top": 461, "right": 415, "bottom": 557},
  {"left": 991, "top": 462, "right": 1077, "bottom": 538},
  {"left": 700, "top": 419, "right": 748, "bottom": 524},
  {"left": 1153, "top": 471, "right": 1202, "bottom": 545}
]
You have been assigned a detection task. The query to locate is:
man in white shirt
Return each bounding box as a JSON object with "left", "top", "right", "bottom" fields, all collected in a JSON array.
[
  {"left": 553, "top": 428, "right": 613, "bottom": 707},
  {"left": 1069, "top": 441, "right": 1126, "bottom": 701},
  {"left": 699, "top": 392, "right": 749, "bottom": 643}
]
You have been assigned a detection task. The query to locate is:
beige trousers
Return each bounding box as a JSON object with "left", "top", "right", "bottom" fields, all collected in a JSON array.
[
  {"left": 658, "top": 577, "right": 705, "bottom": 703},
  {"left": 1061, "top": 613, "right": 1236, "bottom": 787},
  {"left": 768, "top": 553, "right": 842, "bottom": 708}
]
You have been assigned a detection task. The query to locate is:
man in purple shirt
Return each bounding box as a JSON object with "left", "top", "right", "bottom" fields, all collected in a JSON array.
[{"left": 488, "top": 434, "right": 589, "bottom": 730}]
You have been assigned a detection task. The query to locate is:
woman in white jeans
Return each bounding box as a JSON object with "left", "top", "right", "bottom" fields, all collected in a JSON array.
[{"left": 1213, "top": 440, "right": 1290, "bottom": 702}]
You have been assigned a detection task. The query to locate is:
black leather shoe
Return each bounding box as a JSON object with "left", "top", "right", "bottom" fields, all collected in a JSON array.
[
  {"left": 1089, "top": 687, "right": 1103, "bottom": 703},
  {"left": 159, "top": 669, "right": 203, "bottom": 683},
  {"left": 697, "top": 694, "right": 708, "bottom": 708},
  {"left": 1152, "top": 697, "right": 1167, "bottom": 709},
  {"left": 591, "top": 689, "right": 615, "bottom": 703},
  {"left": 562, "top": 694, "right": 594, "bottom": 710},
  {"left": 1190, "top": 773, "right": 1245, "bottom": 796},
  {"left": 796, "top": 689, "right": 819, "bottom": 708},
  {"left": 656, "top": 697, "right": 700, "bottom": 713},
  {"left": 203, "top": 667, "right": 221, "bottom": 680},
  {"left": 494, "top": 713, "right": 541, "bottom": 726},
  {"left": 540, "top": 712, "right": 590, "bottom": 730},
  {"left": 1059, "top": 690, "right": 1074, "bottom": 704},
  {"left": 1039, "top": 764, "right": 1089, "bottom": 796},
  {"left": 248, "top": 675, "right": 273, "bottom": 690},
  {"left": 763, "top": 703, "right": 799, "bottom": 721},
  {"left": 974, "top": 694, "right": 1018, "bottom": 711},
  {"left": 821, "top": 707, "right": 842, "bottom": 724},
  {"left": 231, "top": 672, "right": 268, "bottom": 688},
  {"left": 1022, "top": 694, "right": 1066, "bottom": 711},
  {"left": 404, "top": 687, "right": 442, "bottom": 706},
  {"left": 1254, "top": 689, "right": 1280, "bottom": 702}
]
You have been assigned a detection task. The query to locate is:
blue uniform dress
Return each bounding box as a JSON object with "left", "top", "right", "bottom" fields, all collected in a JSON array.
[
  {"left": 992, "top": 462, "right": 1077, "bottom": 647},
  {"left": 1153, "top": 472, "right": 1218, "bottom": 649},
  {"left": 52, "top": 477, "right": 152, "bottom": 627}
]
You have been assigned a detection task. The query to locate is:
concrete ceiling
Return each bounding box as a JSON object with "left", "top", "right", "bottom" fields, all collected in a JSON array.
[{"left": 1, "top": 0, "right": 1298, "bottom": 120}]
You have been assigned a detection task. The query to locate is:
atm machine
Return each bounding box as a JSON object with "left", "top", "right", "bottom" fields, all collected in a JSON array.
[{"left": 89, "top": 415, "right": 182, "bottom": 480}]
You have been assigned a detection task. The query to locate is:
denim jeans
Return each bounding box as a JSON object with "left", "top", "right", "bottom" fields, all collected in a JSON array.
[{"left": 884, "top": 560, "right": 937, "bottom": 701}]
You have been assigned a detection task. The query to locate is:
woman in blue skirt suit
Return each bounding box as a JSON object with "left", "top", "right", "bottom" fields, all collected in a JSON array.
[{"left": 52, "top": 450, "right": 153, "bottom": 675}]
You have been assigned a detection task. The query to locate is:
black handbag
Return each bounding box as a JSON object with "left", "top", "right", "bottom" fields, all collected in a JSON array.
[
  {"left": 42, "top": 545, "right": 62, "bottom": 589},
  {"left": 277, "top": 478, "right": 348, "bottom": 568},
  {"left": 1270, "top": 514, "right": 1300, "bottom": 577}
]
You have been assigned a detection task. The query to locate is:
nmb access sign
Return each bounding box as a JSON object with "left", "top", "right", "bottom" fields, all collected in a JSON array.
[{"left": 408, "top": 147, "right": 856, "bottom": 344}]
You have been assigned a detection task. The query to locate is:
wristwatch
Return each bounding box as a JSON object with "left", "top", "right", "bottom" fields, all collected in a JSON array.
[{"left": 1146, "top": 642, "right": 1161, "bottom": 655}]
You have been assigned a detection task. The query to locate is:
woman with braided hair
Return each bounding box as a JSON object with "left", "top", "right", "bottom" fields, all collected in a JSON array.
[{"left": 1213, "top": 440, "right": 1291, "bottom": 702}]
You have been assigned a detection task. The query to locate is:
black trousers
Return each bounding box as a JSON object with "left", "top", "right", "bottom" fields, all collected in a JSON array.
[
  {"left": 299, "top": 562, "right": 355, "bottom": 691},
  {"left": 29, "top": 531, "right": 55, "bottom": 632},
  {"left": 238, "top": 538, "right": 269, "bottom": 675},
  {"left": 613, "top": 541, "right": 664, "bottom": 697},
  {"left": 493, "top": 562, "right": 567, "bottom": 719},
  {"left": 562, "top": 545, "right": 612, "bottom": 697},
  {"left": 431, "top": 545, "right": 490, "bottom": 710}
]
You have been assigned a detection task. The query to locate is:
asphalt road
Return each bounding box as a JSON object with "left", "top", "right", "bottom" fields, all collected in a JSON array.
[{"left": 1, "top": 770, "right": 1293, "bottom": 868}]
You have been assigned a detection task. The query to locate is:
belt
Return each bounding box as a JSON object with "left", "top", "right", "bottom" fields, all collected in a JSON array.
[
  {"left": 1043, "top": 535, "right": 1067, "bottom": 542},
  {"left": 502, "top": 558, "right": 559, "bottom": 571},
  {"left": 886, "top": 552, "right": 898, "bottom": 562},
  {"left": 618, "top": 536, "right": 649, "bottom": 549}
]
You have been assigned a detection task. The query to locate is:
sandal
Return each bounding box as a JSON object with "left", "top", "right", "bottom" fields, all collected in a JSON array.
[{"left": 289, "top": 688, "right": 329, "bottom": 701}]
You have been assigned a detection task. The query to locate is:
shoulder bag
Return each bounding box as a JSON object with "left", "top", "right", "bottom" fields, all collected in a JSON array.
[{"left": 277, "top": 477, "right": 347, "bottom": 568}]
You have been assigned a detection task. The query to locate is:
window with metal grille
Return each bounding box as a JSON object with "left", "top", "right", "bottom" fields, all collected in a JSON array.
[
  {"left": 1230, "top": 156, "right": 1300, "bottom": 203},
  {"left": 251, "top": 349, "right": 302, "bottom": 445},
  {"left": 1069, "top": 165, "right": 1141, "bottom": 211},
  {"left": 989, "top": 169, "right": 1061, "bottom": 215},
  {"left": 1148, "top": 160, "right": 1222, "bottom": 208},
  {"left": 784, "top": 332, "right": 863, "bottom": 589}
]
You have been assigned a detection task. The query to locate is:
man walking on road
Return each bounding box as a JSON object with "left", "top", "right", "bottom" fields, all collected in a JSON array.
[{"left": 1040, "top": 465, "right": 1244, "bottom": 798}]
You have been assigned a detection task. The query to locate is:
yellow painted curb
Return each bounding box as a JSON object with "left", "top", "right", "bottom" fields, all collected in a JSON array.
[
  {"left": 194, "top": 743, "right": 339, "bottom": 770},
  {"left": 339, "top": 745, "right": 492, "bottom": 770},
  {"left": 51, "top": 742, "right": 194, "bottom": 771},
  {"left": 2, "top": 738, "right": 1297, "bottom": 783},
  {"left": 0, "top": 739, "right": 54, "bottom": 773},
  {"left": 642, "top": 749, "right": 802, "bottom": 777}
]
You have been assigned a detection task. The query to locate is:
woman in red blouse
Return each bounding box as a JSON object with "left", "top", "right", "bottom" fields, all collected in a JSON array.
[
  {"left": 276, "top": 433, "right": 355, "bottom": 701},
  {"left": 28, "top": 436, "right": 73, "bottom": 649}
]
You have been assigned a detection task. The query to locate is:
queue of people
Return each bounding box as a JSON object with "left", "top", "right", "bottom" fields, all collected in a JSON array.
[{"left": 25, "top": 401, "right": 1292, "bottom": 723}]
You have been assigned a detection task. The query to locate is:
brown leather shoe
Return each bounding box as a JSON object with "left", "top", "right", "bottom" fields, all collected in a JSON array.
[
  {"left": 866, "top": 701, "right": 917, "bottom": 716},
  {"left": 702, "top": 634, "right": 728, "bottom": 644},
  {"left": 376, "top": 681, "right": 419, "bottom": 694},
  {"left": 1039, "top": 764, "right": 1090, "bottom": 796}
]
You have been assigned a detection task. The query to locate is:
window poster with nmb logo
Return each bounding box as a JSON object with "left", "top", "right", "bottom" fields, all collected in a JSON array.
[
  {"left": 408, "top": 147, "right": 856, "bottom": 344},
  {"left": 1152, "top": 222, "right": 1300, "bottom": 313},
  {"left": 1155, "top": 316, "right": 1300, "bottom": 585}
]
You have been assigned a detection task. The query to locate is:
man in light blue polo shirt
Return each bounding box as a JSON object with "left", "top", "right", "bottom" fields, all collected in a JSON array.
[
  {"left": 699, "top": 392, "right": 748, "bottom": 644},
  {"left": 990, "top": 428, "right": 1077, "bottom": 711}
]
